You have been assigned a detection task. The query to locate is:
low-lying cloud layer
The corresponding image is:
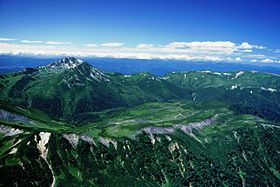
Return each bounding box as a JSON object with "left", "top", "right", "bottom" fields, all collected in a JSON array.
[{"left": 0, "top": 37, "right": 279, "bottom": 63}]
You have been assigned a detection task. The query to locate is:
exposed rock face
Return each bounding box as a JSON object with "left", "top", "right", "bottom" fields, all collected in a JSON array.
[
  {"left": 48, "top": 57, "right": 84, "bottom": 69},
  {"left": 0, "top": 125, "right": 23, "bottom": 136},
  {"left": 175, "top": 116, "right": 217, "bottom": 134},
  {"left": 143, "top": 126, "right": 175, "bottom": 134},
  {"left": 35, "top": 132, "right": 55, "bottom": 187},
  {"left": 99, "top": 137, "right": 117, "bottom": 149},
  {"left": 141, "top": 115, "right": 218, "bottom": 136},
  {"left": 37, "top": 132, "right": 51, "bottom": 160},
  {"left": 0, "top": 109, "right": 28, "bottom": 122},
  {"left": 63, "top": 134, "right": 80, "bottom": 148},
  {"left": 80, "top": 135, "right": 96, "bottom": 146}
]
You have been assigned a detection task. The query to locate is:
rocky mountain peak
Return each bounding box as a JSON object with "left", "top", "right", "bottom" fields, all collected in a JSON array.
[{"left": 50, "top": 57, "right": 84, "bottom": 69}]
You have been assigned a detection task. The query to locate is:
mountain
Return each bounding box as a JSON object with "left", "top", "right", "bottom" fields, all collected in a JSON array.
[
  {"left": 2, "top": 55, "right": 280, "bottom": 75},
  {"left": 166, "top": 71, "right": 280, "bottom": 122},
  {"left": 0, "top": 57, "right": 280, "bottom": 186},
  {"left": 0, "top": 57, "right": 191, "bottom": 120}
]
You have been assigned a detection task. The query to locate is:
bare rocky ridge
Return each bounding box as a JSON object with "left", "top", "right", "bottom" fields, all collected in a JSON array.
[
  {"left": 142, "top": 114, "right": 218, "bottom": 135},
  {"left": 0, "top": 125, "right": 23, "bottom": 136},
  {"left": 0, "top": 109, "right": 28, "bottom": 122}
]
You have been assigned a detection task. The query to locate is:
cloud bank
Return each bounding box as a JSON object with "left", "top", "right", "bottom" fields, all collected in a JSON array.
[
  {"left": 0, "top": 37, "right": 16, "bottom": 41},
  {"left": 45, "top": 41, "right": 72, "bottom": 45},
  {"left": 0, "top": 37, "right": 278, "bottom": 63},
  {"left": 21, "top": 40, "right": 43, "bottom": 44},
  {"left": 100, "top": 42, "right": 124, "bottom": 47}
]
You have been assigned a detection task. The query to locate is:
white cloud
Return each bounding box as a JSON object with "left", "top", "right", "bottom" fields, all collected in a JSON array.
[
  {"left": 235, "top": 57, "right": 242, "bottom": 62},
  {"left": 250, "top": 59, "right": 257, "bottom": 62},
  {"left": 45, "top": 41, "right": 72, "bottom": 45},
  {"left": 84, "top": 43, "right": 98, "bottom": 47},
  {"left": 167, "top": 41, "right": 236, "bottom": 50},
  {"left": 136, "top": 43, "right": 154, "bottom": 49},
  {"left": 242, "top": 49, "right": 253, "bottom": 53},
  {"left": 100, "top": 42, "right": 123, "bottom": 47},
  {"left": 261, "top": 59, "right": 274, "bottom": 63},
  {"left": 254, "top": 45, "right": 266, "bottom": 50},
  {"left": 238, "top": 42, "right": 265, "bottom": 50},
  {"left": 239, "top": 42, "right": 252, "bottom": 49},
  {"left": 21, "top": 40, "right": 43, "bottom": 44},
  {"left": 0, "top": 37, "right": 16, "bottom": 41},
  {"left": 246, "top": 54, "right": 265, "bottom": 58},
  {"left": 0, "top": 39, "right": 276, "bottom": 63},
  {"left": 164, "top": 41, "right": 264, "bottom": 55}
]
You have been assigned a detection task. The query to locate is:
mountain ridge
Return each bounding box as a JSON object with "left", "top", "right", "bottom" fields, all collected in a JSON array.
[
  {"left": 1, "top": 57, "right": 280, "bottom": 122},
  {"left": 0, "top": 57, "right": 280, "bottom": 186}
]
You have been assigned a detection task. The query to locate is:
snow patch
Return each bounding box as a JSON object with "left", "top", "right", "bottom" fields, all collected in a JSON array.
[
  {"left": 223, "top": 73, "right": 231, "bottom": 76},
  {"left": 165, "top": 135, "right": 172, "bottom": 141},
  {"left": 148, "top": 134, "right": 156, "bottom": 145},
  {"left": 260, "top": 87, "right": 277, "bottom": 92},
  {"left": 234, "top": 71, "right": 244, "bottom": 79},
  {"left": 201, "top": 70, "right": 211, "bottom": 73},
  {"left": 9, "top": 147, "right": 18, "bottom": 154},
  {"left": 90, "top": 72, "right": 100, "bottom": 82},
  {"left": 49, "top": 57, "right": 83, "bottom": 69},
  {"left": 230, "top": 84, "right": 239, "bottom": 90},
  {"left": 233, "top": 131, "right": 240, "bottom": 143}
]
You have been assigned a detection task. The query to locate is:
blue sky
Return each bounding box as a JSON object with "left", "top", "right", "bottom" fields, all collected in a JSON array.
[{"left": 0, "top": 0, "right": 279, "bottom": 63}]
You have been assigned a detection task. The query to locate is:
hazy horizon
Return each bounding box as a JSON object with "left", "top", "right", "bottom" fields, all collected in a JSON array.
[{"left": 0, "top": 0, "right": 280, "bottom": 63}]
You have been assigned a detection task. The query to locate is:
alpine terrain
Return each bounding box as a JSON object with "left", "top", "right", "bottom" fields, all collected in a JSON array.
[{"left": 0, "top": 57, "right": 280, "bottom": 186}]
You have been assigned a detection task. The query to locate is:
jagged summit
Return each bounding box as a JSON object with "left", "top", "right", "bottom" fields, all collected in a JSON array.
[
  {"left": 49, "top": 57, "right": 85, "bottom": 69},
  {"left": 39, "top": 57, "right": 110, "bottom": 82}
]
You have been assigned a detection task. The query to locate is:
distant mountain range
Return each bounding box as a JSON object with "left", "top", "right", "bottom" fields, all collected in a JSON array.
[
  {"left": 1, "top": 55, "right": 280, "bottom": 75},
  {"left": 0, "top": 57, "right": 280, "bottom": 186}
]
